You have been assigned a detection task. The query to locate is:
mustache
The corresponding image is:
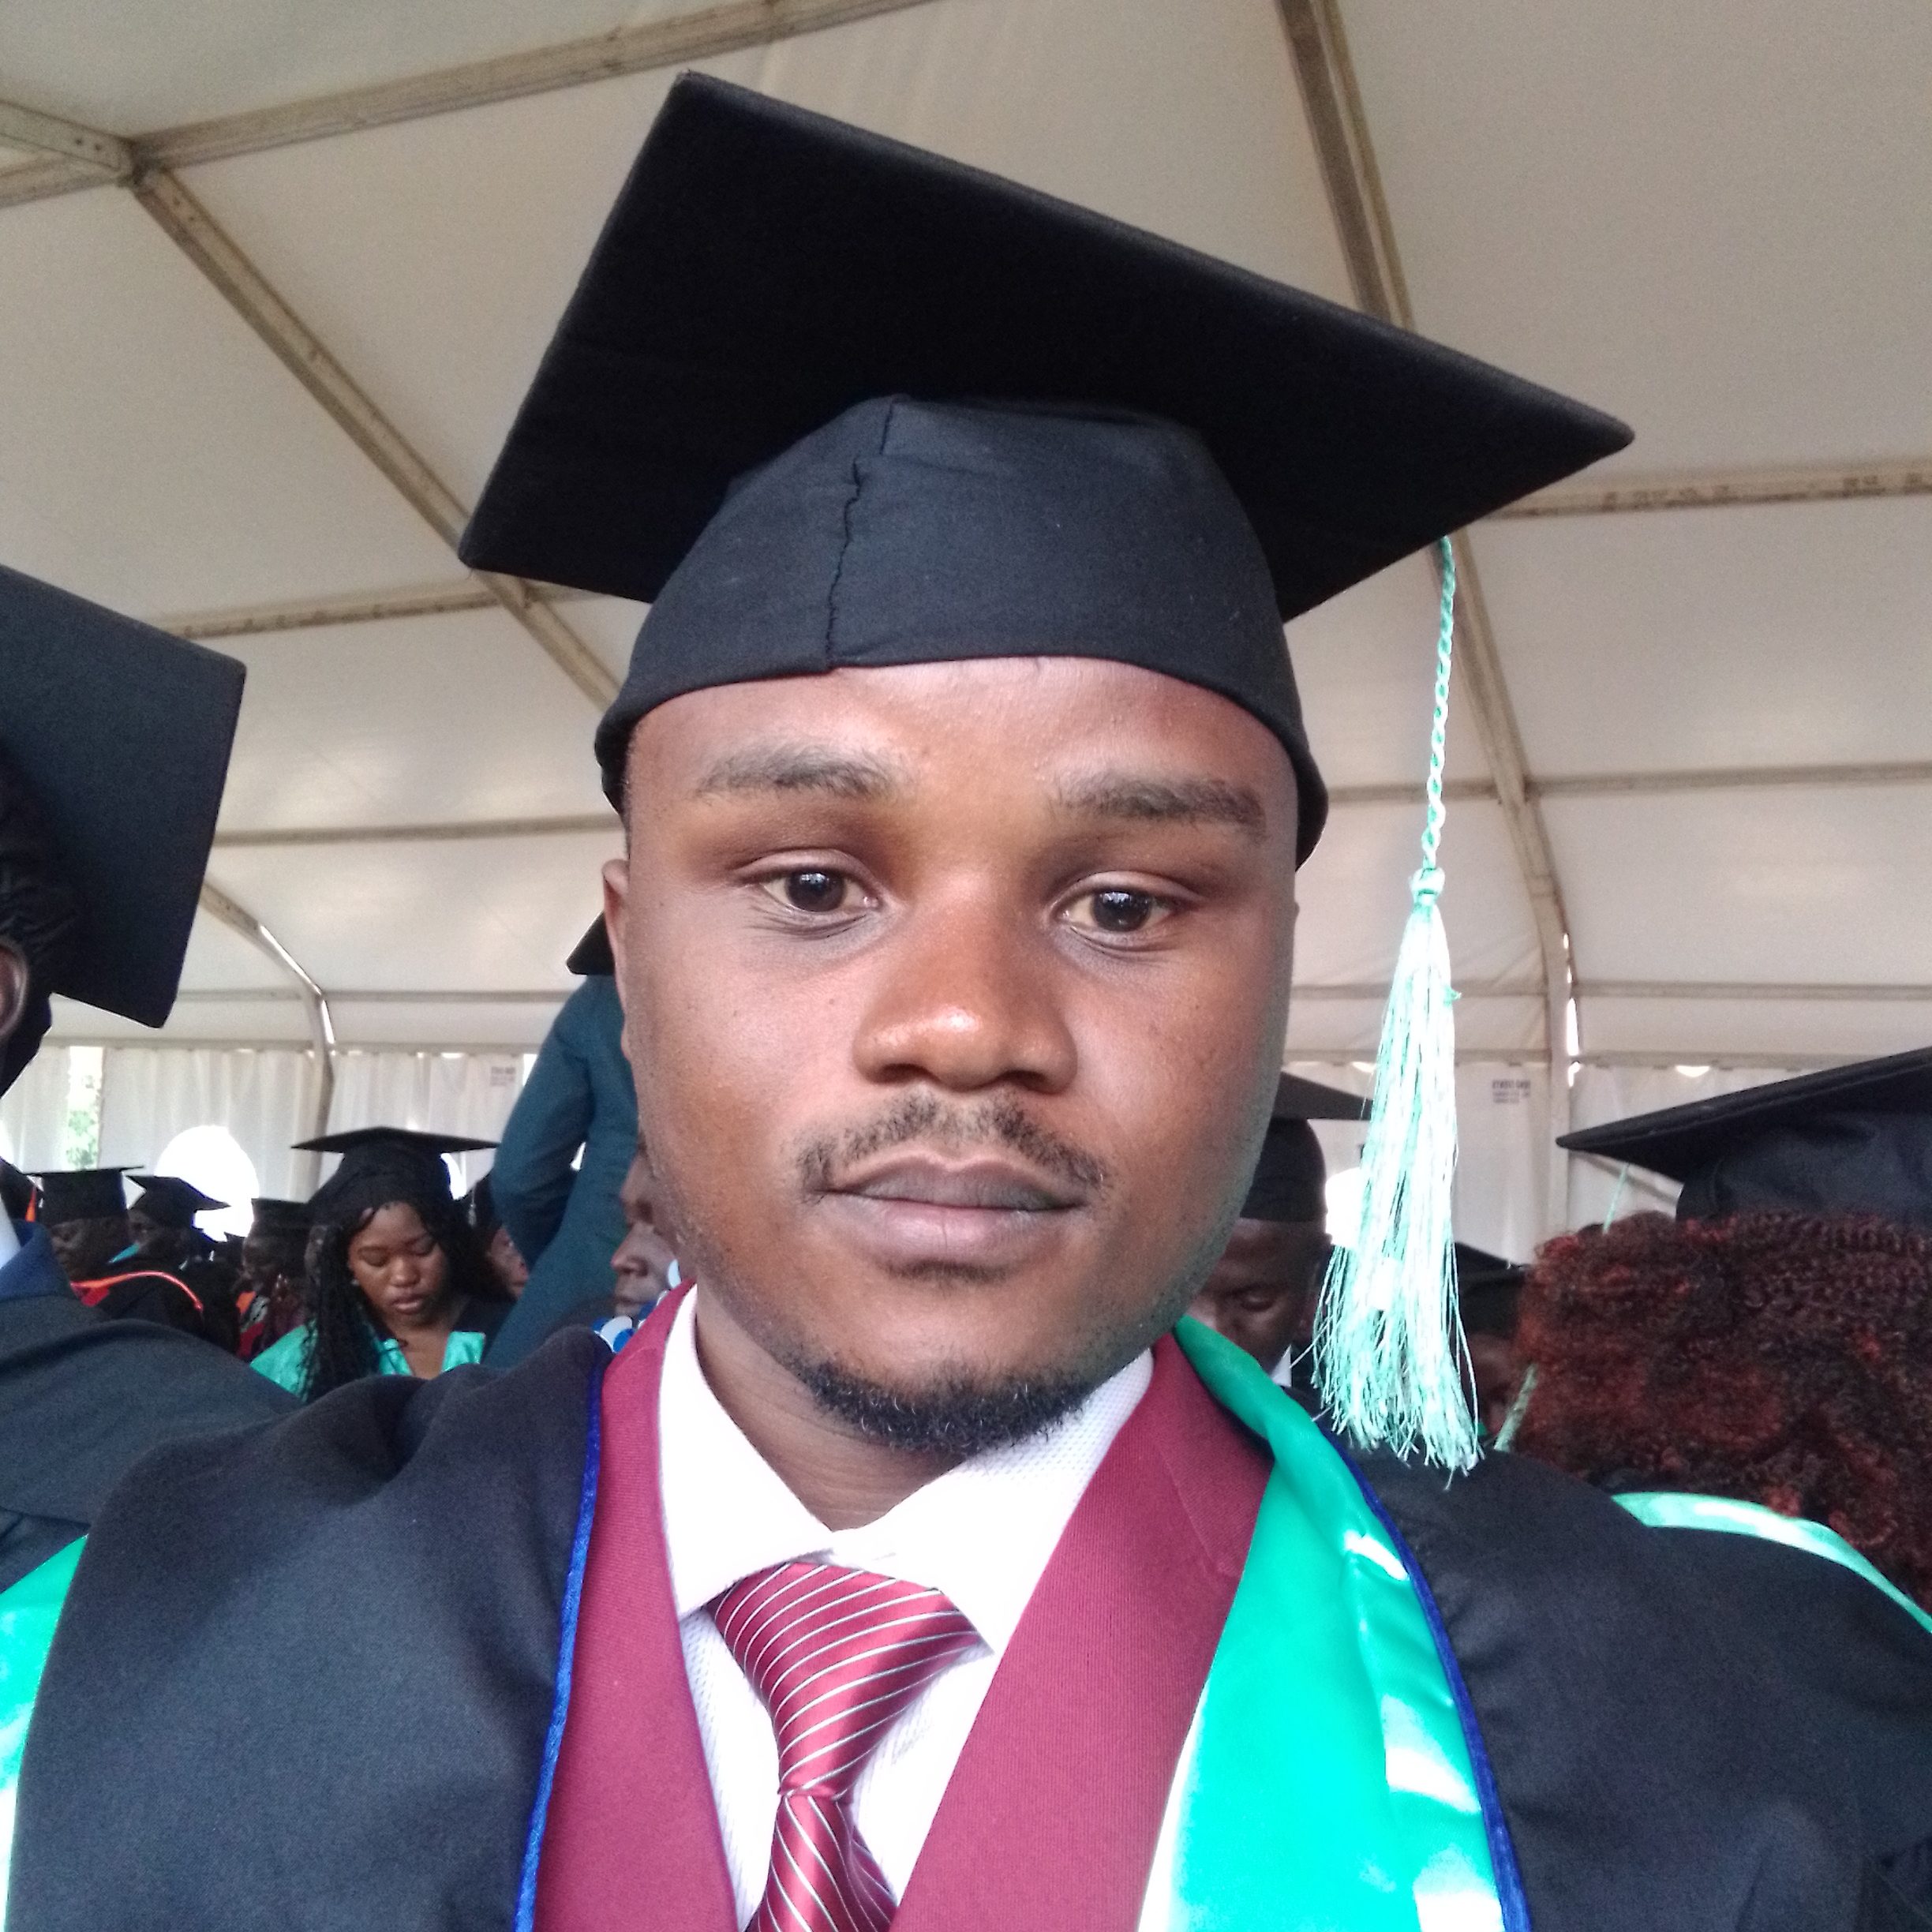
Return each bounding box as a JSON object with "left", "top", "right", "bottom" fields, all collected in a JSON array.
[{"left": 797, "top": 1091, "right": 1110, "bottom": 1199}]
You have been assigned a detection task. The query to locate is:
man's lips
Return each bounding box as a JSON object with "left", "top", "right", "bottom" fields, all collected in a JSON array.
[
  {"left": 817, "top": 1155, "right": 1082, "bottom": 1270},
  {"left": 828, "top": 1155, "right": 1080, "bottom": 1213}
]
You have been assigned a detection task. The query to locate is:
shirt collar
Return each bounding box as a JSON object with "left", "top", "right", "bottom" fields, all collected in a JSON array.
[
  {"left": 658, "top": 1290, "right": 1150, "bottom": 1654},
  {"left": 0, "top": 1221, "right": 71, "bottom": 1305}
]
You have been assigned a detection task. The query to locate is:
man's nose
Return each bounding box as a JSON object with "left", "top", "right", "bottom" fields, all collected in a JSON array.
[{"left": 851, "top": 887, "right": 1076, "bottom": 1095}]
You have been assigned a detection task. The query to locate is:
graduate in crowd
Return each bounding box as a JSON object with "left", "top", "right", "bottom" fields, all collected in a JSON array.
[
  {"left": 234, "top": 1196, "right": 313, "bottom": 1361},
  {"left": 31, "top": 1166, "right": 211, "bottom": 1336},
  {"left": 1527, "top": 1050, "right": 1932, "bottom": 1904},
  {"left": 3, "top": 82, "right": 1900, "bottom": 1931},
  {"left": 1186, "top": 1073, "right": 1357, "bottom": 1381},
  {"left": 250, "top": 1128, "right": 512, "bottom": 1399},
  {"left": 485, "top": 918, "right": 638, "bottom": 1367},
  {"left": 0, "top": 564, "right": 294, "bottom": 1602},
  {"left": 1455, "top": 1242, "right": 1528, "bottom": 1443},
  {"left": 466, "top": 1173, "right": 530, "bottom": 1299},
  {"left": 125, "top": 1174, "right": 242, "bottom": 1349}
]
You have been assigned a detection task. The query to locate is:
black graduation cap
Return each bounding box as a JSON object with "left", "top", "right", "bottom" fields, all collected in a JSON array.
[
  {"left": 248, "top": 1196, "right": 313, "bottom": 1235},
  {"left": 126, "top": 1174, "right": 227, "bottom": 1226},
  {"left": 567, "top": 916, "right": 615, "bottom": 977},
  {"left": 1558, "top": 1048, "right": 1932, "bottom": 1231},
  {"left": 1, "top": 1157, "right": 33, "bottom": 1222},
  {"left": 461, "top": 75, "right": 1629, "bottom": 862},
  {"left": 1239, "top": 1073, "right": 1368, "bottom": 1222},
  {"left": 0, "top": 564, "right": 245, "bottom": 1027},
  {"left": 1453, "top": 1241, "right": 1526, "bottom": 1336},
  {"left": 294, "top": 1127, "right": 496, "bottom": 1226},
  {"left": 31, "top": 1166, "right": 131, "bottom": 1224}
]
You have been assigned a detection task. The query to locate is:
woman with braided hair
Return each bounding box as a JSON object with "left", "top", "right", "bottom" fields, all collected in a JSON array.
[
  {"left": 253, "top": 1128, "right": 511, "bottom": 1402},
  {"left": 1535, "top": 1050, "right": 1932, "bottom": 1912}
]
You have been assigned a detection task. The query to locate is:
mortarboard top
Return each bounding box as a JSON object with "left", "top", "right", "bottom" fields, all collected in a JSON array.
[
  {"left": 1454, "top": 1241, "right": 1526, "bottom": 1339},
  {"left": 1559, "top": 1048, "right": 1932, "bottom": 1231},
  {"left": 1273, "top": 1073, "right": 1370, "bottom": 1122},
  {"left": 1, "top": 1158, "right": 33, "bottom": 1222},
  {"left": 31, "top": 1167, "right": 131, "bottom": 1224},
  {"left": 566, "top": 916, "right": 615, "bottom": 977},
  {"left": 1239, "top": 1075, "right": 1368, "bottom": 1221},
  {"left": 295, "top": 1127, "right": 496, "bottom": 1225},
  {"left": 248, "top": 1197, "right": 313, "bottom": 1234},
  {"left": 461, "top": 75, "right": 1630, "bottom": 862},
  {"left": 126, "top": 1175, "right": 227, "bottom": 1226},
  {"left": 0, "top": 565, "right": 245, "bottom": 1028}
]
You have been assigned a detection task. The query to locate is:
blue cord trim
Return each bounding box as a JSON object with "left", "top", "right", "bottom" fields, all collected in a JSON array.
[
  {"left": 513, "top": 1349, "right": 607, "bottom": 1932},
  {"left": 1335, "top": 1441, "right": 1535, "bottom": 1932}
]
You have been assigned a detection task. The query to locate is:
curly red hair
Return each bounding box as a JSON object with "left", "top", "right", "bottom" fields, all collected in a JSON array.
[{"left": 1515, "top": 1211, "right": 1932, "bottom": 1608}]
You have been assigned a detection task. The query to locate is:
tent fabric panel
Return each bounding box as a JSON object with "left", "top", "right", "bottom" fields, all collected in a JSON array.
[
  {"left": 1546, "top": 788, "right": 1932, "bottom": 987},
  {"left": 1293, "top": 798, "right": 1543, "bottom": 991},
  {"left": 212, "top": 607, "right": 612, "bottom": 835},
  {"left": 1474, "top": 500, "right": 1932, "bottom": 779},
  {"left": 201, "top": 829, "right": 620, "bottom": 993},
  {"left": 0, "top": 189, "right": 451, "bottom": 617},
  {"left": 1341, "top": 0, "right": 1932, "bottom": 471},
  {"left": 0, "top": 0, "right": 721, "bottom": 134},
  {"left": 1578, "top": 994, "right": 1932, "bottom": 1063},
  {"left": 1289, "top": 551, "right": 1492, "bottom": 788}
]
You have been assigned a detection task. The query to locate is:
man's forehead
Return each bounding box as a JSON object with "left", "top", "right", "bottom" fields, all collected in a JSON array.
[{"left": 633, "top": 657, "right": 1299, "bottom": 823}]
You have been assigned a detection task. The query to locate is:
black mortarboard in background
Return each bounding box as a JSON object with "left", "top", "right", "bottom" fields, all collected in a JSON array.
[
  {"left": 32, "top": 1168, "right": 131, "bottom": 1223},
  {"left": 0, "top": 565, "right": 245, "bottom": 1027},
  {"left": 1454, "top": 1241, "right": 1526, "bottom": 1338},
  {"left": 1239, "top": 1073, "right": 1368, "bottom": 1222},
  {"left": 126, "top": 1175, "right": 227, "bottom": 1227},
  {"left": 1, "top": 1158, "right": 33, "bottom": 1222},
  {"left": 294, "top": 1128, "right": 496, "bottom": 1228},
  {"left": 248, "top": 1197, "right": 313, "bottom": 1237},
  {"left": 461, "top": 76, "right": 1629, "bottom": 860},
  {"left": 566, "top": 917, "right": 615, "bottom": 977},
  {"left": 1559, "top": 1048, "right": 1932, "bottom": 1232}
]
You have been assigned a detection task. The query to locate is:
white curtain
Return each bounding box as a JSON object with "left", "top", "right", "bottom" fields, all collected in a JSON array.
[
  {"left": 323, "top": 1050, "right": 527, "bottom": 1192},
  {"left": 0, "top": 1044, "right": 76, "bottom": 1174},
  {"left": 98, "top": 1047, "right": 322, "bottom": 1200}
]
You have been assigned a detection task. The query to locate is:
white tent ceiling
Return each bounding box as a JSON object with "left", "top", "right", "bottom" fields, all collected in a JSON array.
[{"left": 4, "top": 0, "right": 1926, "bottom": 1117}]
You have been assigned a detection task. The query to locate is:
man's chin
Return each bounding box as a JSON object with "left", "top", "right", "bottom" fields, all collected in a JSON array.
[{"left": 788, "top": 1351, "right": 1102, "bottom": 1458}]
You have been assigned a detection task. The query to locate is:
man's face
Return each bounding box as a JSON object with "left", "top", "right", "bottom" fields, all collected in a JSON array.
[
  {"left": 605, "top": 657, "right": 1298, "bottom": 1443},
  {"left": 1187, "top": 1215, "right": 1331, "bottom": 1372},
  {"left": 127, "top": 1205, "right": 193, "bottom": 1262},
  {"left": 47, "top": 1213, "right": 130, "bottom": 1280},
  {"left": 611, "top": 1150, "right": 675, "bottom": 1316}
]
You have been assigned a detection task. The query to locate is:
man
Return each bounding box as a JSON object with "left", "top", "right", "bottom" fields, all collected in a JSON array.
[
  {"left": 235, "top": 1197, "right": 313, "bottom": 1361},
  {"left": 127, "top": 1174, "right": 241, "bottom": 1346},
  {"left": 4, "top": 82, "right": 1893, "bottom": 1930},
  {"left": 486, "top": 918, "right": 638, "bottom": 1366},
  {"left": 1187, "top": 1073, "right": 1359, "bottom": 1379},
  {"left": 29, "top": 1167, "right": 213, "bottom": 1338},
  {"left": 0, "top": 564, "right": 293, "bottom": 1604}
]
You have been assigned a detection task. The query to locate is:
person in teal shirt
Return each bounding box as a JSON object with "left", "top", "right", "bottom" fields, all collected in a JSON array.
[{"left": 255, "top": 1127, "right": 510, "bottom": 1401}]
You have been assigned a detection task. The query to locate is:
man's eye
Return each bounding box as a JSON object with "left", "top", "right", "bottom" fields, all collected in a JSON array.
[
  {"left": 761, "top": 870, "right": 859, "bottom": 915},
  {"left": 1065, "top": 889, "right": 1170, "bottom": 935}
]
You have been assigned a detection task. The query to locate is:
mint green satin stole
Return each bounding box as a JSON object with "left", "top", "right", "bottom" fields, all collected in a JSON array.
[{"left": 1144, "top": 1322, "right": 1510, "bottom": 1932}]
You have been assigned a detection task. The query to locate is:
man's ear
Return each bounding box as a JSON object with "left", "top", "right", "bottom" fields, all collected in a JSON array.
[{"left": 0, "top": 938, "right": 31, "bottom": 1052}]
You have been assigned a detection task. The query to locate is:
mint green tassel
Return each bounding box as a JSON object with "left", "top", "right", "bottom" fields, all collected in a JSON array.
[{"left": 1313, "top": 540, "right": 1478, "bottom": 1472}]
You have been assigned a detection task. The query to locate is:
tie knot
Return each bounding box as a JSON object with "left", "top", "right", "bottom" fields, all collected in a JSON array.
[{"left": 712, "top": 1561, "right": 978, "bottom": 1797}]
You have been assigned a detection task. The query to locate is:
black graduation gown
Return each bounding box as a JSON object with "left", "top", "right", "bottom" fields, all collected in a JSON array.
[
  {"left": 0, "top": 1230, "right": 294, "bottom": 1592},
  {"left": 7, "top": 1331, "right": 1914, "bottom": 1930}
]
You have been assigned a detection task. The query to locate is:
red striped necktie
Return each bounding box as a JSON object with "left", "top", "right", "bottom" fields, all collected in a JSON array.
[{"left": 711, "top": 1560, "right": 979, "bottom": 1932}]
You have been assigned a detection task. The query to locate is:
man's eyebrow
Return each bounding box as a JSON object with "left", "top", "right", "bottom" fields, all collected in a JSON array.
[
  {"left": 1053, "top": 772, "right": 1268, "bottom": 837},
  {"left": 691, "top": 745, "right": 908, "bottom": 801}
]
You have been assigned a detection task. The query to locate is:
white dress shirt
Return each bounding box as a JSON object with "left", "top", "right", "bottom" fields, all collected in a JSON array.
[{"left": 657, "top": 1291, "right": 1151, "bottom": 1926}]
